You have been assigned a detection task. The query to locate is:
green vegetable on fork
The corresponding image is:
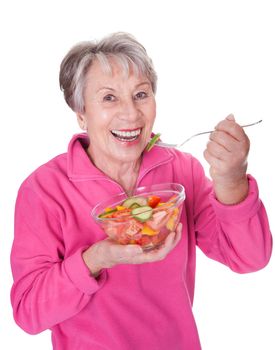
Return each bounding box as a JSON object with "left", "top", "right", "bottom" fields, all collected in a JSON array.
[{"left": 145, "top": 133, "right": 161, "bottom": 152}]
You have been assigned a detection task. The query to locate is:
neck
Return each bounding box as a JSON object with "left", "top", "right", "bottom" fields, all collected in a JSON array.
[{"left": 86, "top": 148, "right": 141, "bottom": 195}]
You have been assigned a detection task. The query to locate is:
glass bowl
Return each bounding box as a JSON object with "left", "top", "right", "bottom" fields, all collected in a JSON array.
[{"left": 92, "top": 183, "right": 185, "bottom": 251}]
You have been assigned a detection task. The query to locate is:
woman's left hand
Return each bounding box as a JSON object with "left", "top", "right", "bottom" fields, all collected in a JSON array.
[
  {"left": 203, "top": 114, "right": 250, "bottom": 204},
  {"left": 82, "top": 223, "right": 183, "bottom": 277},
  {"left": 127, "top": 222, "right": 183, "bottom": 265}
]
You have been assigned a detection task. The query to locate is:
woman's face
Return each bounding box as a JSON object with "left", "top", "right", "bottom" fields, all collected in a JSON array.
[{"left": 77, "top": 59, "right": 156, "bottom": 166}]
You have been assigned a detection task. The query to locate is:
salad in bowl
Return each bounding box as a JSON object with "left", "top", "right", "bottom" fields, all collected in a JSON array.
[{"left": 92, "top": 183, "right": 185, "bottom": 251}]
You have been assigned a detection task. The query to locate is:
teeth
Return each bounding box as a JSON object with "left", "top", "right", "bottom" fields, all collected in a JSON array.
[{"left": 111, "top": 129, "right": 141, "bottom": 138}]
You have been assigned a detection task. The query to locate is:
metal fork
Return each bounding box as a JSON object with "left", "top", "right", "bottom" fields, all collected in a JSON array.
[{"left": 156, "top": 119, "right": 262, "bottom": 148}]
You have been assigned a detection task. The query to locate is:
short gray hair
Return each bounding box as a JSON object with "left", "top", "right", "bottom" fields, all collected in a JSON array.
[{"left": 59, "top": 32, "right": 157, "bottom": 113}]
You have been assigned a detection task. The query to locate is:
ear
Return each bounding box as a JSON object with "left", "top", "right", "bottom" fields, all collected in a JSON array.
[{"left": 76, "top": 113, "right": 88, "bottom": 131}]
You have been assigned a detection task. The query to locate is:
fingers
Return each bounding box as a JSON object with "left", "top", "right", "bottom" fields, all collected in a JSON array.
[
  {"left": 204, "top": 114, "right": 250, "bottom": 165},
  {"left": 116, "top": 223, "right": 183, "bottom": 265},
  {"left": 209, "top": 129, "right": 239, "bottom": 153},
  {"left": 203, "top": 114, "right": 250, "bottom": 204},
  {"left": 86, "top": 223, "right": 183, "bottom": 271},
  {"left": 214, "top": 114, "right": 247, "bottom": 142},
  {"left": 105, "top": 241, "right": 143, "bottom": 265},
  {"left": 131, "top": 223, "right": 183, "bottom": 264}
]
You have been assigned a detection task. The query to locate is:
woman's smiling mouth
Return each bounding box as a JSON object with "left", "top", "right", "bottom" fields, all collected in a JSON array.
[{"left": 110, "top": 128, "right": 142, "bottom": 142}]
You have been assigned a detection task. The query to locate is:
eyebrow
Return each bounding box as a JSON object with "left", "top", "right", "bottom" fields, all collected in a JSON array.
[{"left": 96, "top": 81, "right": 151, "bottom": 94}]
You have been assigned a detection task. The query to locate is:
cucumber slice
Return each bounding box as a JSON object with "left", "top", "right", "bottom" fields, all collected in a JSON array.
[
  {"left": 131, "top": 206, "right": 153, "bottom": 222},
  {"left": 129, "top": 203, "right": 141, "bottom": 209},
  {"left": 122, "top": 196, "right": 147, "bottom": 208},
  {"left": 98, "top": 208, "right": 117, "bottom": 218},
  {"left": 145, "top": 133, "right": 161, "bottom": 152}
]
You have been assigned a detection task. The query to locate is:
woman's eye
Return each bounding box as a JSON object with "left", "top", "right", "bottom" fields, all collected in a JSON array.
[
  {"left": 103, "top": 94, "right": 116, "bottom": 102},
  {"left": 134, "top": 91, "right": 149, "bottom": 100}
]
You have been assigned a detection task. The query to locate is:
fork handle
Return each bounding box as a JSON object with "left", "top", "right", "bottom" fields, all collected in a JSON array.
[{"left": 178, "top": 119, "right": 263, "bottom": 148}]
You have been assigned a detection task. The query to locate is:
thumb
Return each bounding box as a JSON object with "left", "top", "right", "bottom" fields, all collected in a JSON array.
[{"left": 226, "top": 113, "right": 235, "bottom": 121}]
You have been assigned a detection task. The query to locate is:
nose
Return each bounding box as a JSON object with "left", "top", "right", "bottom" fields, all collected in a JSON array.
[{"left": 118, "top": 96, "right": 140, "bottom": 121}]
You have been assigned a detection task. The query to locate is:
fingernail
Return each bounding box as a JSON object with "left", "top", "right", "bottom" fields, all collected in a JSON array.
[{"left": 226, "top": 113, "right": 235, "bottom": 121}]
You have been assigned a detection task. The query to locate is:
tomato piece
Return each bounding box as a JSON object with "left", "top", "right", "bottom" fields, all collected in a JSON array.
[
  {"left": 139, "top": 235, "right": 152, "bottom": 247},
  {"left": 111, "top": 208, "right": 131, "bottom": 221},
  {"left": 147, "top": 210, "right": 168, "bottom": 230},
  {"left": 117, "top": 235, "right": 131, "bottom": 245},
  {"left": 147, "top": 195, "right": 161, "bottom": 208},
  {"left": 124, "top": 219, "right": 144, "bottom": 236}
]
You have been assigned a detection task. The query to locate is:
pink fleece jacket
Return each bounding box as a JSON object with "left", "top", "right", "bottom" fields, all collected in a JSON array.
[{"left": 11, "top": 133, "right": 272, "bottom": 350}]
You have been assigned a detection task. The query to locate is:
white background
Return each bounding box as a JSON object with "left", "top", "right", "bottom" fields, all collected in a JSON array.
[{"left": 0, "top": 0, "right": 274, "bottom": 349}]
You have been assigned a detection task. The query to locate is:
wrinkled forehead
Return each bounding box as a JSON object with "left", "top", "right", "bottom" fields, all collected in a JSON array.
[{"left": 84, "top": 54, "right": 151, "bottom": 94}]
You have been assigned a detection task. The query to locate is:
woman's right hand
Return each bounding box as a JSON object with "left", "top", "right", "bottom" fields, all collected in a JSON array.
[{"left": 82, "top": 223, "right": 182, "bottom": 277}]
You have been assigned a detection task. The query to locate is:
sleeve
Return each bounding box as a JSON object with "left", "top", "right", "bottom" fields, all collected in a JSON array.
[
  {"left": 10, "top": 185, "right": 107, "bottom": 335},
  {"left": 191, "top": 157, "right": 272, "bottom": 273}
]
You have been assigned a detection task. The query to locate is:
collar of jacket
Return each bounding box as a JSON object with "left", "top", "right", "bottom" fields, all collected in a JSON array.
[{"left": 67, "top": 133, "right": 174, "bottom": 182}]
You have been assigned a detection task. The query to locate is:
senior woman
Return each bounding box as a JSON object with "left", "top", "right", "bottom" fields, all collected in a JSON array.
[{"left": 11, "top": 32, "right": 272, "bottom": 350}]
